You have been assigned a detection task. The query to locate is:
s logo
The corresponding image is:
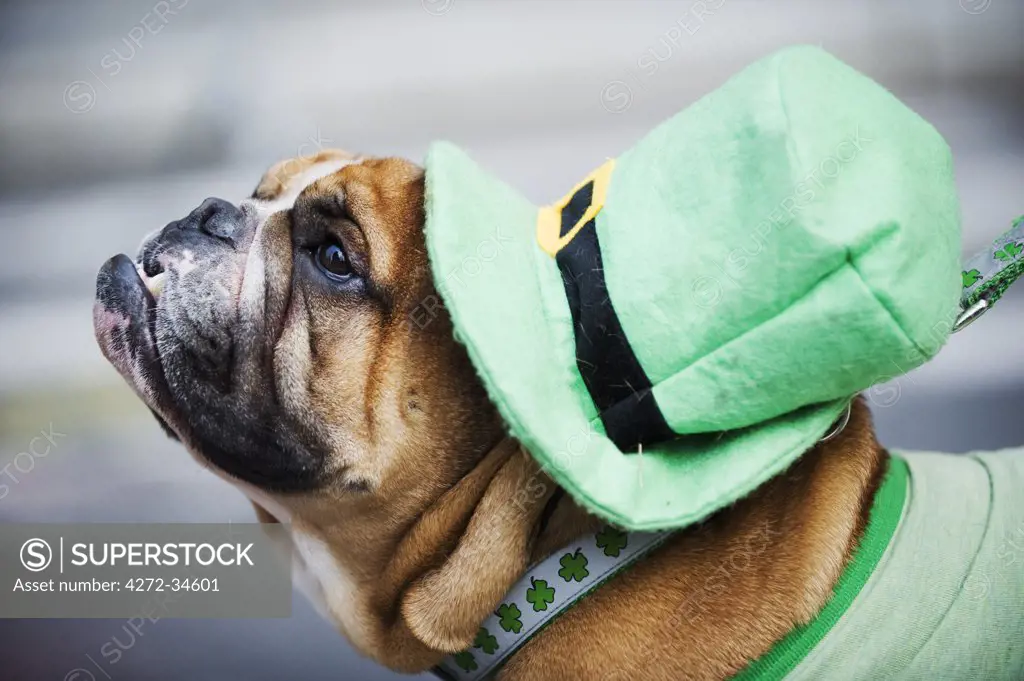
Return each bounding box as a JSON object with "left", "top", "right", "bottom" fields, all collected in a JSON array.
[{"left": 20, "top": 538, "right": 52, "bottom": 572}]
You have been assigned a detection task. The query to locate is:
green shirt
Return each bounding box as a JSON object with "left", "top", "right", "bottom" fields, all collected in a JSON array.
[{"left": 738, "top": 449, "right": 1024, "bottom": 680}]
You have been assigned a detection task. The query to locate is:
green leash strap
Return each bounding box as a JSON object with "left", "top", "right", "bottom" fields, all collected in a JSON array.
[{"left": 956, "top": 214, "right": 1024, "bottom": 331}]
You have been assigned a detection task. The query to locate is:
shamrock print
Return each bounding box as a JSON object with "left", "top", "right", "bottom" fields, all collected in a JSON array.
[
  {"left": 595, "top": 526, "right": 628, "bottom": 557},
  {"left": 526, "top": 578, "right": 556, "bottom": 612},
  {"left": 558, "top": 549, "right": 590, "bottom": 583},
  {"left": 454, "top": 651, "right": 478, "bottom": 672},
  {"left": 994, "top": 241, "right": 1023, "bottom": 261},
  {"left": 962, "top": 269, "right": 982, "bottom": 288},
  {"left": 473, "top": 627, "right": 499, "bottom": 655},
  {"left": 496, "top": 603, "right": 523, "bottom": 634}
]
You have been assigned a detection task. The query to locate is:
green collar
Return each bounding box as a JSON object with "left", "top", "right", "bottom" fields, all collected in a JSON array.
[{"left": 731, "top": 454, "right": 910, "bottom": 680}]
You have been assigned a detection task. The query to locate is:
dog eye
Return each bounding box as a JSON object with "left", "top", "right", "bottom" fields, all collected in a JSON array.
[{"left": 314, "top": 241, "right": 352, "bottom": 280}]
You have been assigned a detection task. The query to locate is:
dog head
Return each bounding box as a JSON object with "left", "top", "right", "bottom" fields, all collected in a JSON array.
[
  {"left": 94, "top": 150, "right": 570, "bottom": 668},
  {"left": 95, "top": 149, "right": 501, "bottom": 491}
]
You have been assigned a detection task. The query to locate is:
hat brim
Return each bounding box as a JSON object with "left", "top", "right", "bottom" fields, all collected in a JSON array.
[{"left": 425, "top": 142, "right": 848, "bottom": 531}]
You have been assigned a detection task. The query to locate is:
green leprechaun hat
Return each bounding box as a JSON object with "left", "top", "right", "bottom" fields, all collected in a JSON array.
[{"left": 424, "top": 46, "right": 961, "bottom": 531}]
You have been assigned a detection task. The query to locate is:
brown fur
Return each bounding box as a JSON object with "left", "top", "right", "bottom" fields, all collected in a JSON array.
[{"left": 152, "top": 152, "right": 888, "bottom": 678}]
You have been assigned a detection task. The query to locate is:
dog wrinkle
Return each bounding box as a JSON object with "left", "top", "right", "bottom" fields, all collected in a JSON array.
[
  {"left": 254, "top": 149, "right": 359, "bottom": 202},
  {"left": 257, "top": 158, "right": 361, "bottom": 217}
]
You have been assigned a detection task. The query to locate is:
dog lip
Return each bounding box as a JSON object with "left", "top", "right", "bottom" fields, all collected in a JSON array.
[
  {"left": 95, "top": 252, "right": 155, "bottom": 317},
  {"left": 93, "top": 253, "right": 170, "bottom": 405}
]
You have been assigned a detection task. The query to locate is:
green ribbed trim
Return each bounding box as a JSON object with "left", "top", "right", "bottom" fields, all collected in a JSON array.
[{"left": 730, "top": 455, "right": 909, "bottom": 681}]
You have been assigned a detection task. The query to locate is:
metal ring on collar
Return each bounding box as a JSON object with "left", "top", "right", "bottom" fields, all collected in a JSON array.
[{"left": 953, "top": 297, "right": 989, "bottom": 333}]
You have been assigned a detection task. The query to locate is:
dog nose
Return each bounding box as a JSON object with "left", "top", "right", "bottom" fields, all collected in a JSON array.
[{"left": 190, "top": 197, "right": 244, "bottom": 241}]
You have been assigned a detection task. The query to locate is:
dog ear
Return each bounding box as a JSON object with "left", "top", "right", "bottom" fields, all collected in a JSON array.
[{"left": 394, "top": 439, "right": 558, "bottom": 653}]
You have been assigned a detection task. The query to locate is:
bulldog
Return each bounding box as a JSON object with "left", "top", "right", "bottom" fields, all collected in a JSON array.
[{"left": 93, "top": 150, "right": 1022, "bottom": 680}]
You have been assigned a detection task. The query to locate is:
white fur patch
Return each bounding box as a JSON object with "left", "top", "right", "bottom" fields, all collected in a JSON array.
[
  {"left": 250, "top": 157, "right": 360, "bottom": 218},
  {"left": 176, "top": 249, "right": 198, "bottom": 277},
  {"left": 290, "top": 528, "right": 370, "bottom": 651},
  {"left": 212, "top": 478, "right": 370, "bottom": 652}
]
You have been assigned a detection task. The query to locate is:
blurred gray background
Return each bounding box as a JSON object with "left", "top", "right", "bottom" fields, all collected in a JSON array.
[{"left": 0, "top": 0, "right": 1022, "bottom": 679}]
